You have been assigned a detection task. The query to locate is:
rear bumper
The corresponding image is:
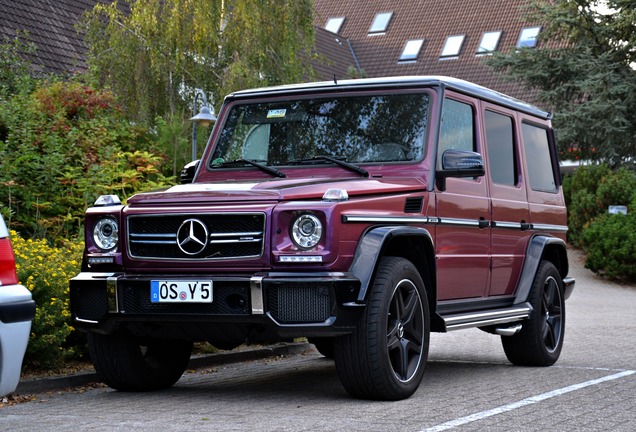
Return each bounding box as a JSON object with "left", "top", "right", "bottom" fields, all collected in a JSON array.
[
  {"left": 563, "top": 277, "right": 575, "bottom": 300},
  {"left": 0, "top": 284, "right": 35, "bottom": 397},
  {"left": 70, "top": 272, "right": 365, "bottom": 338}
]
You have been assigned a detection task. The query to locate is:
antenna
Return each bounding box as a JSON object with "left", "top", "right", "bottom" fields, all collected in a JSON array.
[{"left": 334, "top": 74, "right": 338, "bottom": 85}]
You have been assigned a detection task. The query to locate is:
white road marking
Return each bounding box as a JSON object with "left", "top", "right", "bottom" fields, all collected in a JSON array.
[{"left": 420, "top": 370, "right": 636, "bottom": 432}]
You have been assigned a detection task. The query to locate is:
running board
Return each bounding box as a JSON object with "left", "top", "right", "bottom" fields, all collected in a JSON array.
[{"left": 441, "top": 303, "right": 532, "bottom": 332}]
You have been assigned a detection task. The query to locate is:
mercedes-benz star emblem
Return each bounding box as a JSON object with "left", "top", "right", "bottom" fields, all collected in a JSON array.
[{"left": 176, "top": 219, "right": 208, "bottom": 256}]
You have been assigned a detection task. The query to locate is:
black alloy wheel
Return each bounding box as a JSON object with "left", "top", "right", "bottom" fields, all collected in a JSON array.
[
  {"left": 502, "top": 260, "right": 565, "bottom": 366},
  {"left": 334, "top": 256, "right": 429, "bottom": 400}
]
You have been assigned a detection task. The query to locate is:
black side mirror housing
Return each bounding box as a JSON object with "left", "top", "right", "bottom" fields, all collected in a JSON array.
[
  {"left": 180, "top": 159, "right": 200, "bottom": 184},
  {"left": 436, "top": 150, "right": 485, "bottom": 191}
]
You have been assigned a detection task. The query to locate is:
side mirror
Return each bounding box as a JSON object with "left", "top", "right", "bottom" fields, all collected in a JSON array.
[
  {"left": 180, "top": 159, "right": 200, "bottom": 184},
  {"left": 436, "top": 150, "right": 485, "bottom": 191}
]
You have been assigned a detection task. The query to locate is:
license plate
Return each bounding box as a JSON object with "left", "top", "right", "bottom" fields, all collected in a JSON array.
[{"left": 150, "top": 280, "right": 213, "bottom": 303}]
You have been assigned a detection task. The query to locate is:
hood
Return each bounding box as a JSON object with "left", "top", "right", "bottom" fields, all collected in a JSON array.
[{"left": 126, "top": 176, "right": 428, "bottom": 206}]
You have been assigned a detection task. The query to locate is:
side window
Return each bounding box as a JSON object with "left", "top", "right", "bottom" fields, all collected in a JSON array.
[
  {"left": 438, "top": 98, "right": 475, "bottom": 168},
  {"left": 522, "top": 122, "right": 557, "bottom": 192},
  {"left": 485, "top": 110, "right": 516, "bottom": 186}
]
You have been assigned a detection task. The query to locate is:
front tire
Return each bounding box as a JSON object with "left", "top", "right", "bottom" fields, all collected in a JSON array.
[
  {"left": 502, "top": 261, "right": 565, "bottom": 366},
  {"left": 334, "top": 257, "right": 430, "bottom": 400},
  {"left": 88, "top": 330, "right": 193, "bottom": 391}
]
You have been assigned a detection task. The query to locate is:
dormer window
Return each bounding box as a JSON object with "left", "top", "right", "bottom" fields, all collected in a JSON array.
[
  {"left": 325, "top": 17, "right": 345, "bottom": 34},
  {"left": 440, "top": 35, "right": 465, "bottom": 58},
  {"left": 399, "top": 39, "right": 424, "bottom": 62},
  {"left": 369, "top": 12, "right": 393, "bottom": 35},
  {"left": 477, "top": 31, "right": 502, "bottom": 54},
  {"left": 517, "top": 26, "right": 541, "bottom": 48}
]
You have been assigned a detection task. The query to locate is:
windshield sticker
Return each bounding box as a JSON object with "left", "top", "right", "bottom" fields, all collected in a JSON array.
[{"left": 267, "top": 109, "right": 287, "bottom": 119}]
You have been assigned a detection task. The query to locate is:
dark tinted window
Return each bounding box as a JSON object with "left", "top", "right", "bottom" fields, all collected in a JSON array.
[
  {"left": 438, "top": 98, "right": 474, "bottom": 167},
  {"left": 522, "top": 122, "right": 556, "bottom": 192},
  {"left": 485, "top": 110, "right": 516, "bottom": 186}
]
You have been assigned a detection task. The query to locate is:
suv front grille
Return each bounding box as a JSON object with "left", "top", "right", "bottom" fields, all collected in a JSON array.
[{"left": 128, "top": 213, "right": 265, "bottom": 260}]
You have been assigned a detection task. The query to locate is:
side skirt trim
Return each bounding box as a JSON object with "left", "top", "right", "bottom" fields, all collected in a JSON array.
[{"left": 440, "top": 303, "right": 532, "bottom": 331}]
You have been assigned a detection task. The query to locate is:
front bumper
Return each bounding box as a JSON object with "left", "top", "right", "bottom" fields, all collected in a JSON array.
[{"left": 70, "top": 272, "right": 364, "bottom": 338}]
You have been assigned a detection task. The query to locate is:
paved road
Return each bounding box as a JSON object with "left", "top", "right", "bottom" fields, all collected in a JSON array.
[{"left": 1, "top": 249, "right": 634, "bottom": 431}]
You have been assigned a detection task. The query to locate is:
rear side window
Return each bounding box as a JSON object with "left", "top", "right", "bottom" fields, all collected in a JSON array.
[
  {"left": 522, "top": 122, "right": 556, "bottom": 192},
  {"left": 485, "top": 110, "right": 516, "bottom": 186},
  {"left": 438, "top": 98, "right": 475, "bottom": 167}
]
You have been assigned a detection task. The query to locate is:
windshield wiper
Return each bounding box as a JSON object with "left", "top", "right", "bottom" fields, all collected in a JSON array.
[
  {"left": 213, "top": 159, "right": 286, "bottom": 178},
  {"left": 289, "top": 155, "right": 369, "bottom": 177}
]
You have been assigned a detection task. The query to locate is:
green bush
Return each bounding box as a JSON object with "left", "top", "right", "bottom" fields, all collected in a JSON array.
[
  {"left": 563, "top": 164, "right": 636, "bottom": 281},
  {"left": 582, "top": 210, "right": 636, "bottom": 281},
  {"left": 565, "top": 164, "right": 636, "bottom": 245},
  {"left": 10, "top": 231, "right": 85, "bottom": 369}
]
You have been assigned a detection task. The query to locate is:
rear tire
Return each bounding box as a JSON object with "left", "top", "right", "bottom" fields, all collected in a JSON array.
[
  {"left": 502, "top": 261, "right": 565, "bottom": 366},
  {"left": 88, "top": 330, "right": 193, "bottom": 391},
  {"left": 334, "top": 257, "right": 429, "bottom": 400}
]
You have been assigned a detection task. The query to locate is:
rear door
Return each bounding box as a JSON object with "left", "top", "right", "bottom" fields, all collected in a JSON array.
[
  {"left": 519, "top": 118, "right": 568, "bottom": 241},
  {"left": 481, "top": 104, "right": 530, "bottom": 296}
]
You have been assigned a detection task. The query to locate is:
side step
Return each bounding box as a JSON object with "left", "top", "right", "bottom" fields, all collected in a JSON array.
[{"left": 440, "top": 303, "right": 532, "bottom": 332}]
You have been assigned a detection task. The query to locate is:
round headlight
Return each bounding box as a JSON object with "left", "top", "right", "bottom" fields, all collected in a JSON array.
[
  {"left": 291, "top": 214, "right": 323, "bottom": 249},
  {"left": 93, "top": 218, "right": 119, "bottom": 252}
]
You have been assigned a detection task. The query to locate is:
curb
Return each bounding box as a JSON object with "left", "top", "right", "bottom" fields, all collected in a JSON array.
[{"left": 16, "top": 342, "right": 312, "bottom": 395}]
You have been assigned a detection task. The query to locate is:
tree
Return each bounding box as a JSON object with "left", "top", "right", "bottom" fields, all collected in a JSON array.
[
  {"left": 81, "top": 0, "right": 316, "bottom": 126},
  {"left": 0, "top": 36, "right": 36, "bottom": 99},
  {"left": 487, "top": 0, "right": 636, "bottom": 167}
]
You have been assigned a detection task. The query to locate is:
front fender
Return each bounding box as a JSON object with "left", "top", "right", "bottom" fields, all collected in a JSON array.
[{"left": 348, "top": 226, "right": 435, "bottom": 303}]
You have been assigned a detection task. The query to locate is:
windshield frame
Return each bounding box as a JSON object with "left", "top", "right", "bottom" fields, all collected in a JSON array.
[{"left": 203, "top": 88, "right": 433, "bottom": 175}]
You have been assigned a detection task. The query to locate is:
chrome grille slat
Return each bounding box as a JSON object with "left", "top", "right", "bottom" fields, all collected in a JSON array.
[
  {"left": 210, "top": 232, "right": 262, "bottom": 238},
  {"left": 131, "top": 240, "right": 177, "bottom": 245},
  {"left": 127, "top": 213, "right": 265, "bottom": 260}
]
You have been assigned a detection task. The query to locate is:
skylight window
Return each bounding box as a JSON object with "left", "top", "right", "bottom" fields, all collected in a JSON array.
[
  {"left": 399, "top": 39, "right": 424, "bottom": 62},
  {"left": 440, "top": 35, "right": 465, "bottom": 58},
  {"left": 517, "top": 26, "right": 541, "bottom": 48},
  {"left": 325, "top": 17, "right": 345, "bottom": 34},
  {"left": 477, "top": 31, "right": 502, "bottom": 54},
  {"left": 369, "top": 12, "right": 393, "bottom": 34}
]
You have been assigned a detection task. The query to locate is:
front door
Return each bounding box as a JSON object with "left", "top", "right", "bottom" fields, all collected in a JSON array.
[{"left": 435, "top": 95, "right": 490, "bottom": 300}]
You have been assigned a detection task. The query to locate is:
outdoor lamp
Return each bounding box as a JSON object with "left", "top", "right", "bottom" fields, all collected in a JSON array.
[
  {"left": 190, "top": 89, "right": 217, "bottom": 161},
  {"left": 190, "top": 105, "right": 216, "bottom": 128}
]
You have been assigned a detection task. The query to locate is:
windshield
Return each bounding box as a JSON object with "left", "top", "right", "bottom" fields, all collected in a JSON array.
[{"left": 209, "top": 92, "right": 430, "bottom": 168}]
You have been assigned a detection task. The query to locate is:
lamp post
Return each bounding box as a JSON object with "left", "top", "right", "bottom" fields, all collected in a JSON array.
[{"left": 189, "top": 89, "right": 217, "bottom": 162}]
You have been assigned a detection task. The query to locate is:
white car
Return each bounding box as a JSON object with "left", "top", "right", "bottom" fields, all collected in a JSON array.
[{"left": 0, "top": 214, "right": 35, "bottom": 396}]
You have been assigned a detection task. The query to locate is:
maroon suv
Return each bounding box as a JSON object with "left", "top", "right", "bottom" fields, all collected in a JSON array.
[{"left": 70, "top": 76, "right": 575, "bottom": 400}]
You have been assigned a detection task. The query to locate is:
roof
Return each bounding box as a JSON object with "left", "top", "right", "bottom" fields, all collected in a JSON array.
[
  {"left": 0, "top": 0, "right": 126, "bottom": 76},
  {"left": 227, "top": 75, "right": 550, "bottom": 119},
  {"left": 312, "top": 0, "right": 545, "bottom": 104},
  {"left": 311, "top": 27, "right": 361, "bottom": 80}
]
